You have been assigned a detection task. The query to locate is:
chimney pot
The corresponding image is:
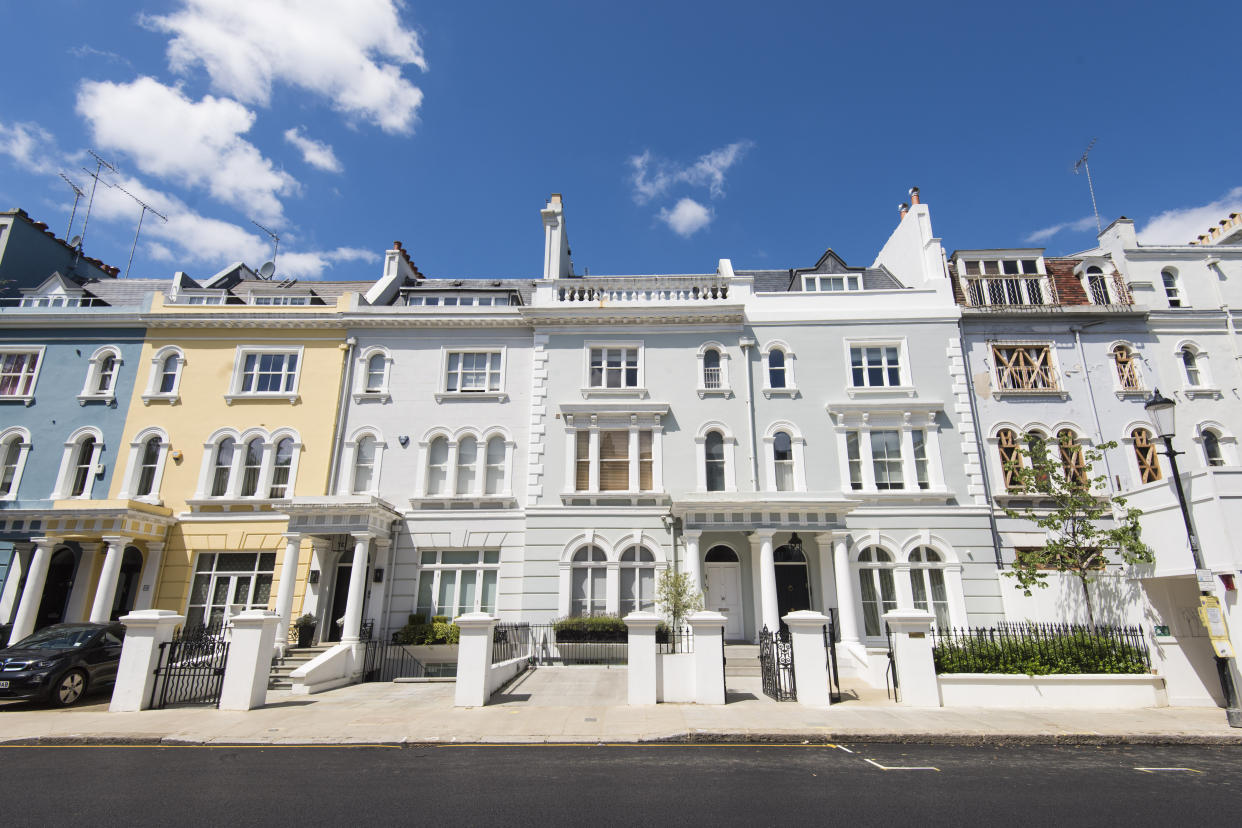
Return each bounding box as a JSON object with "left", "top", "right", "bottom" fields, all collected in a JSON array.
[
  {"left": 899, "top": 203, "right": 909, "bottom": 218},
  {"left": 909, "top": 187, "right": 920, "bottom": 205}
]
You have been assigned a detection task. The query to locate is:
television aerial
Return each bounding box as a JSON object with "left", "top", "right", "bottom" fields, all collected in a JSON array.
[
  {"left": 78, "top": 149, "right": 117, "bottom": 249},
  {"left": 1073, "top": 138, "right": 1102, "bottom": 234},
  {"left": 251, "top": 220, "right": 280, "bottom": 276},
  {"left": 258, "top": 261, "right": 277, "bottom": 280},
  {"left": 58, "top": 173, "right": 85, "bottom": 240}
]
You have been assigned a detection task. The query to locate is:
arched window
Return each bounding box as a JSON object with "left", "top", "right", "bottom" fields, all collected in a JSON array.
[
  {"left": 0, "top": 430, "right": 28, "bottom": 498},
  {"left": 705, "top": 431, "right": 726, "bottom": 491},
  {"left": 158, "top": 353, "right": 180, "bottom": 394},
  {"left": 570, "top": 545, "right": 608, "bottom": 617},
  {"left": 211, "top": 437, "right": 236, "bottom": 497},
  {"left": 909, "top": 547, "right": 950, "bottom": 628},
  {"left": 484, "top": 436, "right": 506, "bottom": 495},
  {"left": 239, "top": 437, "right": 264, "bottom": 497},
  {"left": 1058, "top": 429, "right": 1087, "bottom": 487},
  {"left": 1162, "top": 268, "right": 1182, "bottom": 307},
  {"left": 1027, "top": 430, "right": 1050, "bottom": 490},
  {"left": 1086, "top": 266, "right": 1110, "bottom": 305},
  {"left": 1183, "top": 348, "right": 1202, "bottom": 386},
  {"left": 1132, "top": 428, "right": 1161, "bottom": 483},
  {"left": 702, "top": 348, "right": 722, "bottom": 390},
  {"left": 70, "top": 436, "right": 97, "bottom": 497},
  {"left": 1203, "top": 429, "right": 1225, "bottom": 467},
  {"left": 426, "top": 436, "right": 449, "bottom": 495},
  {"left": 135, "top": 436, "right": 162, "bottom": 497},
  {"left": 456, "top": 436, "right": 478, "bottom": 495},
  {"left": 858, "top": 547, "right": 897, "bottom": 638},
  {"left": 80, "top": 347, "right": 121, "bottom": 401},
  {"left": 619, "top": 546, "right": 656, "bottom": 615},
  {"left": 1112, "top": 345, "right": 1141, "bottom": 391},
  {"left": 772, "top": 431, "right": 794, "bottom": 491},
  {"left": 96, "top": 354, "right": 118, "bottom": 394},
  {"left": 268, "top": 437, "right": 295, "bottom": 498},
  {"left": 365, "top": 353, "right": 387, "bottom": 392},
  {"left": 353, "top": 435, "right": 376, "bottom": 494},
  {"left": 997, "top": 428, "right": 1021, "bottom": 491},
  {"left": 768, "top": 348, "right": 786, "bottom": 389}
]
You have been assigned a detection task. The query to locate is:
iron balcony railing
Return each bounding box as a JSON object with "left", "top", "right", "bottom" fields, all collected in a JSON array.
[
  {"left": 931, "top": 622, "right": 1150, "bottom": 674},
  {"left": 552, "top": 275, "right": 730, "bottom": 304},
  {"left": 963, "top": 275, "right": 1054, "bottom": 309},
  {"left": 492, "top": 622, "right": 532, "bottom": 663},
  {"left": 702, "top": 366, "right": 722, "bottom": 389}
]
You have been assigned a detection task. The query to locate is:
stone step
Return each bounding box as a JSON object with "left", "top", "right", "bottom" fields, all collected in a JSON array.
[{"left": 724, "top": 644, "right": 759, "bottom": 658}]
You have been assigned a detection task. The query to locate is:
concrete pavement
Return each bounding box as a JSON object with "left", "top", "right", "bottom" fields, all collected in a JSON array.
[{"left": 2, "top": 666, "right": 1241, "bottom": 746}]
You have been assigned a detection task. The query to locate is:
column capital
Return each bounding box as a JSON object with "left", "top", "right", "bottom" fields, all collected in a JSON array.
[
  {"left": 282, "top": 532, "right": 304, "bottom": 544},
  {"left": 144, "top": 541, "right": 165, "bottom": 554},
  {"left": 682, "top": 528, "right": 703, "bottom": 541},
  {"left": 101, "top": 535, "right": 132, "bottom": 548},
  {"left": 814, "top": 530, "right": 839, "bottom": 542},
  {"left": 30, "top": 536, "right": 62, "bottom": 550},
  {"left": 308, "top": 536, "right": 332, "bottom": 551},
  {"left": 77, "top": 541, "right": 104, "bottom": 554},
  {"left": 350, "top": 531, "right": 377, "bottom": 543},
  {"left": 753, "top": 529, "right": 776, "bottom": 543}
]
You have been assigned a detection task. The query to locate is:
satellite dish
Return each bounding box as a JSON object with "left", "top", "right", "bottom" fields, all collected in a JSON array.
[
  {"left": 68, "top": 236, "right": 83, "bottom": 249},
  {"left": 258, "top": 261, "right": 276, "bottom": 279}
]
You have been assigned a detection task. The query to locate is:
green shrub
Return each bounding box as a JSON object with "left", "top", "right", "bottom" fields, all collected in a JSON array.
[
  {"left": 933, "top": 632, "right": 1148, "bottom": 675},
  {"left": 393, "top": 617, "right": 460, "bottom": 646},
  {"left": 551, "top": 615, "right": 669, "bottom": 642}
]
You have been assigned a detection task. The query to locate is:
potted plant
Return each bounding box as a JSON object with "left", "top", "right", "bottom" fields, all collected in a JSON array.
[{"left": 292, "top": 613, "right": 317, "bottom": 648}]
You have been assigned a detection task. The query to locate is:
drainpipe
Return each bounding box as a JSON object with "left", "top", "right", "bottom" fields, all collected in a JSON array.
[
  {"left": 1204, "top": 258, "right": 1242, "bottom": 377},
  {"left": 1070, "top": 321, "right": 1116, "bottom": 493},
  {"left": 326, "top": 336, "right": 357, "bottom": 496},
  {"left": 957, "top": 328, "right": 1005, "bottom": 569},
  {"left": 740, "top": 336, "right": 759, "bottom": 491}
]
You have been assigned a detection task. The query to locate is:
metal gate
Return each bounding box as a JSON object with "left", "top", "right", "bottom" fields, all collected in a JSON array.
[
  {"left": 758, "top": 625, "right": 796, "bottom": 702},
  {"left": 361, "top": 640, "right": 428, "bottom": 682},
  {"left": 824, "top": 610, "right": 842, "bottom": 704},
  {"left": 151, "top": 629, "right": 229, "bottom": 709}
]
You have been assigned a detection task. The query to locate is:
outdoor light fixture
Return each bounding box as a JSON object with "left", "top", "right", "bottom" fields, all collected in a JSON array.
[
  {"left": 307, "top": 570, "right": 320, "bottom": 585},
  {"left": 787, "top": 532, "right": 804, "bottom": 557},
  {"left": 1144, "top": 388, "right": 1242, "bottom": 727}
]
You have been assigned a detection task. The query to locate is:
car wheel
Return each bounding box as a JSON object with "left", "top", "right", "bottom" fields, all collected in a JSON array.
[{"left": 51, "top": 669, "right": 88, "bottom": 707}]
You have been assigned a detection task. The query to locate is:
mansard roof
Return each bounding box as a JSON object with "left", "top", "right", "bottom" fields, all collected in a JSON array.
[{"left": 741, "top": 247, "right": 904, "bottom": 292}]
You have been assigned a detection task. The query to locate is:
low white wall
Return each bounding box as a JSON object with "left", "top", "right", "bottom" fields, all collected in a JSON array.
[
  {"left": 938, "top": 673, "right": 1168, "bottom": 708},
  {"left": 290, "top": 643, "right": 359, "bottom": 695},
  {"left": 486, "top": 655, "right": 528, "bottom": 697},
  {"left": 401, "top": 644, "right": 459, "bottom": 665},
  {"left": 656, "top": 653, "right": 695, "bottom": 703}
]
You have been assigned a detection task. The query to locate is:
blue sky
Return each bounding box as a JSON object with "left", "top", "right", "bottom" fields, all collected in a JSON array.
[{"left": 1, "top": 1, "right": 1238, "bottom": 282}]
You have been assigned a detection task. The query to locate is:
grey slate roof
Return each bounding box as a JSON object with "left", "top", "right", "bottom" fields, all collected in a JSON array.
[
  {"left": 739, "top": 247, "right": 907, "bottom": 292},
  {"left": 397, "top": 277, "right": 537, "bottom": 306}
]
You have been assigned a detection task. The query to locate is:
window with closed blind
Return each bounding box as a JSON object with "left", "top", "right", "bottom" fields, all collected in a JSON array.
[{"left": 573, "top": 427, "right": 655, "bottom": 492}]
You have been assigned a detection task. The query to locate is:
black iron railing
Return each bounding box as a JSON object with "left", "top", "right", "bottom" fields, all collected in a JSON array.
[
  {"left": 932, "top": 622, "right": 1150, "bottom": 675},
  {"left": 823, "top": 610, "right": 841, "bottom": 704},
  {"left": 493, "top": 622, "right": 531, "bottom": 664},
  {"left": 527, "top": 623, "right": 629, "bottom": 666},
  {"left": 758, "top": 625, "right": 796, "bottom": 702},
  {"left": 361, "top": 639, "right": 428, "bottom": 682},
  {"left": 656, "top": 626, "right": 694, "bottom": 654},
  {"left": 151, "top": 632, "right": 229, "bottom": 708}
]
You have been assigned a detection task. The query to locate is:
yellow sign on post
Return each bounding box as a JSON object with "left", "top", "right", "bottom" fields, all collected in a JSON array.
[{"left": 1199, "top": 595, "right": 1236, "bottom": 659}]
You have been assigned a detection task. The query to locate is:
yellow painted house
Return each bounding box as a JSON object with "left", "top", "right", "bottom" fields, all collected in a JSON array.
[{"left": 109, "top": 272, "right": 353, "bottom": 639}]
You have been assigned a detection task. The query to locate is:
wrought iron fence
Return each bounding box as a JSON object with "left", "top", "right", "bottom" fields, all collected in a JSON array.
[
  {"left": 656, "top": 626, "right": 694, "bottom": 654},
  {"left": 758, "top": 626, "right": 796, "bottom": 702},
  {"left": 527, "top": 623, "right": 629, "bottom": 666},
  {"left": 931, "top": 622, "right": 1150, "bottom": 675},
  {"left": 493, "top": 622, "right": 531, "bottom": 664},
  {"left": 151, "top": 631, "right": 229, "bottom": 708},
  {"left": 361, "top": 639, "right": 429, "bottom": 682},
  {"left": 823, "top": 610, "right": 841, "bottom": 704}
]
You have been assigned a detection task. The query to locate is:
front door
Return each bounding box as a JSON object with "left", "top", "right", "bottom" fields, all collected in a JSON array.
[
  {"left": 775, "top": 564, "right": 811, "bottom": 622},
  {"left": 35, "top": 548, "right": 77, "bottom": 630},
  {"left": 705, "top": 563, "right": 744, "bottom": 640},
  {"left": 325, "top": 566, "right": 352, "bottom": 642}
]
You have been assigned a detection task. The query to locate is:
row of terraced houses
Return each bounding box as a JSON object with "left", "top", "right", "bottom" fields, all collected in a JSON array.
[{"left": 2, "top": 191, "right": 1240, "bottom": 706}]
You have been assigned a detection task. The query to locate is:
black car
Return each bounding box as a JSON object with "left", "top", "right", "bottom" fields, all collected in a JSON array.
[{"left": 0, "top": 623, "right": 125, "bottom": 706}]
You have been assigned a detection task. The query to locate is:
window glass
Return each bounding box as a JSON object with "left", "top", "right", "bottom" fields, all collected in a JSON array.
[
  {"left": 0, "top": 436, "right": 21, "bottom": 496},
  {"left": 599, "top": 430, "right": 629, "bottom": 491},
  {"left": 1162, "top": 270, "right": 1181, "bottom": 307},
  {"left": 702, "top": 349, "right": 722, "bottom": 389},
  {"left": 446, "top": 351, "right": 502, "bottom": 392},
  {"left": 353, "top": 436, "right": 376, "bottom": 493},
  {"left": 589, "top": 347, "right": 639, "bottom": 389},
  {"left": 912, "top": 429, "right": 929, "bottom": 489},
  {"left": 1204, "top": 431, "right": 1224, "bottom": 467},
  {"left": 159, "top": 353, "right": 180, "bottom": 393},
  {"left": 768, "top": 349, "right": 786, "bottom": 388},
  {"left": 858, "top": 547, "right": 897, "bottom": 637},
  {"left": 870, "top": 430, "right": 903, "bottom": 490},
  {"left": 240, "top": 352, "right": 298, "bottom": 394},
  {"left": 366, "top": 354, "right": 386, "bottom": 392},
  {"left": 136, "top": 436, "right": 161, "bottom": 496},
  {"left": 71, "top": 437, "right": 97, "bottom": 497},
  {"left": 427, "top": 437, "right": 449, "bottom": 495},
  {"left": 773, "top": 431, "right": 794, "bottom": 491},
  {"left": 96, "top": 354, "right": 117, "bottom": 393},
  {"left": 0, "top": 352, "right": 40, "bottom": 397},
  {"left": 850, "top": 346, "right": 902, "bottom": 387},
  {"left": 212, "top": 438, "right": 235, "bottom": 497},
  {"left": 240, "top": 438, "right": 264, "bottom": 497},
  {"left": 484, "top": 436, "right": 506, "bottom": 494},
  {"left": 705, "top": 431, "right": 725, "bottom": 491},
  {"left": 1183, "top": 350, "right": 1202, "bottom": 386},
  {"left": 456, "top": 436, "right": 478, "bottom": 495},
  {"left": 268, "top": 438, "right": 294, "bottom": 498},
  {"left": 846, "top": 431, "right": 862, "bottom": 490}
]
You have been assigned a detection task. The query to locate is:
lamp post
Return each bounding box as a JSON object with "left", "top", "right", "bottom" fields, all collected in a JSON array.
[{"left": 1145, "top": 389, "right": 1242, "bottom": 726}]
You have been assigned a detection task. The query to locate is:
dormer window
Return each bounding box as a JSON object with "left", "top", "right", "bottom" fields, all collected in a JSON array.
[
  {"left": 960, "top": 257, "right": 1045, "bottom": 306},
  {"left": 1086, "top": 267, "right": 1111, "bottom": 305},
  {"left": 406, "top": 293, "right": 512, "bottom": 307},
  {"left": 803, "top": 274, "right": 861, "bottom": 292},
  {"left": 251, "top": 295, "right": 311, "bottom": 306}
]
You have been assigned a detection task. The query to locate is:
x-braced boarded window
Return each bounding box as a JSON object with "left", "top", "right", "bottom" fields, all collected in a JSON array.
[
  {"left": 993, "top": 345, "right": 1057, "bottom": 391},
  {"left": 1133, "top": 428, "right": 1161, "bottom": 483},
  {"left": 1113, "top": 346, "right": 1141, "bottom": 390},
  {"left": 998, "top": 428, "right": 1021, "bottom": 491},
  {"left": 1058, "top": 429, "right": 1087, "bottom": 487}
]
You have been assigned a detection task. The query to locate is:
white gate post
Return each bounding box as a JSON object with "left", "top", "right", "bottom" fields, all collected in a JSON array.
[
  {"left": 882, "top": 609, "right": 940, "bottom": 707},
  {"left": 784, "top": 610, "right": 832, "bottom": 707},
  {"left": 110, "top": 610, "right": 184, "bottom": 712},
  {"left": 219, "top": 610, "right": 281, "bottom": 710},
  {"left": 624, "top": 611, "right": 661, "bottom": 705},
  {"left": 454, "top": 612, "right": 496, "bottom": 707},
  {"left": 687, "top": 610, "right": 726, "bottom": 704}
]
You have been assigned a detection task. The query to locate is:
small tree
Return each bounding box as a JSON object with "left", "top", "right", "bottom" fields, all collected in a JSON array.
[
  {"left": 1002, "top": 432, "right": 1152, "bottom": 627},
  {"left": 656, "top": 568, "right": 703, "bottom": 629}
]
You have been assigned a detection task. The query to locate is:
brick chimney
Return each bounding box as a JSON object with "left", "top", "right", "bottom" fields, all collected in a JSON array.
[{"left": 909, "top": 186, "right": 920, "bottom": 205}]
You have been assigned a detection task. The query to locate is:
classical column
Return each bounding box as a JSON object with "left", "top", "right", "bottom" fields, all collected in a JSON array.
[
  {"left": 340, "top": 533, "right": 372, "bottom": 643},
  {"left": 756, "top": 530, "right": 779, "bottom": 633},
  {"left": 815, "top": 533, "right": 837, "bottom": 617},
  {"left": 9, "top": 537, "right": 58, "bottom": 645},
  {"left": 89, "top": 537, "right": 129, "bottom": 623},
  {"left": 682, "top": 530, "right": 703, "bottom": 593},
  {"left": 65, "top": 543, "right": 101, "bottom": 623},
  {"left": 833, "top": 535, "right": 861, "bottom": 643},
  {"left": 0, "top": 542, "right": 33, "bottom": 624},
  {"left": 274, "top": 533, "right": 303, "bottom": 641}
]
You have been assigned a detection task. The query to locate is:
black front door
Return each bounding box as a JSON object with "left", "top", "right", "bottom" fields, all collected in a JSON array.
[
  {"left": 36, "top": 548, "right": 77, "bottom": 630},
  {"left": 775, "top": 564, "right": 811, "bottom": 622},
  {"left": 325, "top": 567, "right": 352, "bottom": 642}
]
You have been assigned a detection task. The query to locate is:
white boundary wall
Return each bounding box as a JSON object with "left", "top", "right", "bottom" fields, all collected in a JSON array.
[{"left": 938, "top": 673, "right": 1168, "bottom": 708}]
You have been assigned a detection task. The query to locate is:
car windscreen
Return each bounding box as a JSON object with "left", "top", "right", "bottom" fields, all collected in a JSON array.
[{"left": 11, "top": 627, "right": 99, "bottom": 650}]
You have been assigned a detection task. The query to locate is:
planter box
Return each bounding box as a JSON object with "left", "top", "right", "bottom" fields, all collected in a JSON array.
[{"left": 937, "top": 673, "right": 1168, "bottom": 708}]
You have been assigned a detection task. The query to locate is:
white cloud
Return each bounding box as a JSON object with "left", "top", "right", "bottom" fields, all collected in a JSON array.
[
  {"left": 284, "top": 126, "right": 343, "bottom": 173},
  {"left": 76, "top": 77, "right": 298, "bottom": 224},
  {"left": 0, "top": 121, "right": 61, "bottom": 174},
  {"left": 1139, "top": 187, "right": 1242, "bottom": 245},
  {"left": 630, "top": 141, "right": 753, "bottom": 204},
  {"left": 659, "top": 198, "right": 713, "bottom": 237},
  {"left": 1023, "top": 215, "right": 1098, "bottom": 244},
  {"left": 143, "top": 0, "right": 427, "bottom": 133},
  {"left": 68, "top": 45, "right": 131, "bottom": 66}
]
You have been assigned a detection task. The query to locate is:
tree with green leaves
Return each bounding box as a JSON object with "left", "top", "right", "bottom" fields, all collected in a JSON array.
[
  {"left": 656, "top": 568, "right": 703, "bottom": 629},
  {"left": 1001, "top": 431, "right": 1152, "bottom": 627}
]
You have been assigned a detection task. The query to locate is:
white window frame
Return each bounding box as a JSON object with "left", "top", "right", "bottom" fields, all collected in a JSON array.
[
  {"left": 581, "top": 342, "right": 645, "bottom": 399},
  {"left": 989, "top": 341, "right": 1065, "bottom": 399},
  {"left": 52, "top": 426, "right": 104, "bottom": 500},
  {"left": 696, "top": 342, "right": 732, "bottom": 398},
  {"left": 118, "top": 427, "right": 172, "bottom": 503},
  {"left": 761, "top": 341, "right": 797, "bottom": 398},
  {"left": 562, "top": 412, "right": 665, "bottom": 500},
  {"left": 568, "top": 544, "right": 610, "bottom": 617},
  {"left": 832, "top": 408, "right": 947, "bottom": 496},
  {"left": 225, "top": 346, "right": 304, "bottom": 404},
  {"left": 845, "top": 339, "right": 913, "bottom": 397},
  {"left": 1108, "top": 342, "right": 1146, "bottom": 399},
  {"left": 1161, "top": 268, "right": 1183, "bottom": 308},
  {"left": 341, "top": 428, "right": 386, "bottom": 496},
  {"left": 0, "top": 427, "right": 33, "bottom": 501},
  {"left": 618, "top": 545, "right": 659, "bottom": 615},
  {"left": 413, "top": 549, "right": 501, "bottom": 619},
  {"left": 802, "top": 273, "right": 861, "bottom": 292},
  {"left": 0, "top": 346, "right": 46, "bottom": 406},
  {"left": 78, "top": 345, "right": 123, "bottom": 405},
  {"left": 354, "top": 346, "right": 393, "bottom": 403},
  {"left": 1175, "top": 341, "right": 1219, "bottom": 399},
  {"left": 694, "top": 422, "right": 737, "bottom": 493},
  {"left": 1122, "top": 424, "right": 1164, "bottom": 488},
  {"left": 762, "top": 422, "right": 807, "bottom": 492},
  {"left": 958, "top": 256, "right": 1048, "bottom": 307},
  {"left": 414, "top": 428, "right": 514, "bottom": 502},
  {"left": 855, "top": 546, "right": 899, "bottom": 640},
  {"left": 437, "top": 347, "right": 508, "bottom": 402},
  {"left": 195, "top": 428, "right": 303, "bottom": 501},
  {"left": 1193, "top": 422, "right": 1237, "bottom": 469},
  {"left": 142, "top": 346, "right": 186, "bottom": 405}
]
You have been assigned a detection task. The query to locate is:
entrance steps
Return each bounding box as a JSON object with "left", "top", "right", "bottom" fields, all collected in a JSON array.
[
  {"left": 724, "top": 643, "right": 760, "bottom": 677},
  {"left": 269, "top": 645, "right": 333, "bottom": 690}
]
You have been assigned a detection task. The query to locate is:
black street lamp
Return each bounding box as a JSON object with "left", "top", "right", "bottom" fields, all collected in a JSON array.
[{"left": 1145, "top": 389, "right": 1242, "bottom": 727}]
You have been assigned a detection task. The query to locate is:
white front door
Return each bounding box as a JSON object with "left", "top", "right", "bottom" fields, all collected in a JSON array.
[{"left": 706, "top": 563, "right": 744, "bottom": 640}]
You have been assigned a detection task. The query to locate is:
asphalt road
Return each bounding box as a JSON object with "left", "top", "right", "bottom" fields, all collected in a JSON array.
[{"left": 1, "top": 742, "right": 1238, "bottom": 826}]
